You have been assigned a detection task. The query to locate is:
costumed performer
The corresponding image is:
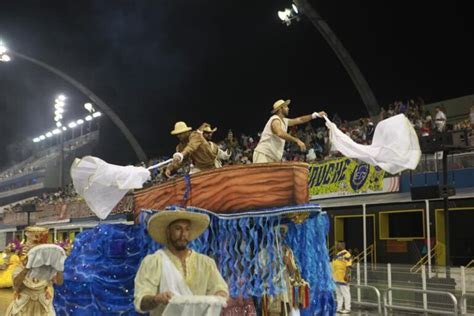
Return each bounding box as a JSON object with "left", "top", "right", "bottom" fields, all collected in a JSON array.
[
  {"left": 5, "top": 226, "right": 64, "bottom": 316},
  {"left": 165, "top": 121, "right": 223, "bottom": 177},
  {"left": 0, "top": 241, "right": 22, "bottom": 288},
  {"left": 197, "top": 122, "right": 231, "bottom": 168},
  {"left": 253, "top": 99, "right": 326, "bottom": 163},
  {"left": 134, "top": 209, "right": 229, "bottom": 316}
]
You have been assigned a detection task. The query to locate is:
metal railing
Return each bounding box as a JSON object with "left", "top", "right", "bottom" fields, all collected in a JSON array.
[
  {"left": 351, "top": 283, "right": 382, "bottom": 314},
  {"left": 410, "top": 243, "right": 441, "bottom": 273},
  {"left": 465, "top": 259, "right": 474, "bottom": 269},
  {"left": 353, "top": 244, "right": 375, "bottom": 266},
  {"left": 383, "top": 287, "right": 458, "bottom": 315},
  {"left": 460, "top": 293, "right": 474, "bottom": 315}
]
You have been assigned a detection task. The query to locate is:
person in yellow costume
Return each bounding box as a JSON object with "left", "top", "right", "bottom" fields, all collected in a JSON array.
[
  {"left": 5, "top": 226, "right": 64, "bottom": 316},
  {"left": 331, "top": 241, "right": 352, "bottom": 314},
  {"left": 134, "top": 209, "right": 229, "bottom": 315},
  {"left": 0, "top": 242, "right": 21, "bottom": 288}
]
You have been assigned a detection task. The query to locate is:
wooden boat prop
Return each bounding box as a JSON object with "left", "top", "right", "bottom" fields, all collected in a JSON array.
[{"left": 133, "top": 162, "right": 309, "bottom": 217}]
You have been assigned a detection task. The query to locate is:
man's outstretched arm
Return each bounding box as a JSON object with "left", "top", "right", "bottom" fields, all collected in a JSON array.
[{"left": 287, "top": 111, "right": 327, "bottom": 127}]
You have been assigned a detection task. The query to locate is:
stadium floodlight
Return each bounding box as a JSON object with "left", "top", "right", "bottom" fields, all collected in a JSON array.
[
  {"left": 92, "top": 111, "right": 102, "bottom": 118},
  {"left": 85, "top": 115, "right": 93, "bottom": 121},
  {"left": 68, "top": 122, "right": 77, "bottom": 128},
  {"left": 0, "top": 42, "right": 6, "bottom": 55},
  {"left": 54, "top": 101, "right": 65, "bottom": 108},
  {"left": 62, "top": 126, "right": 67, "bottom": 131},
  {"left": 76, "top": 119, "right": 84, "bottom": 125},
  {"left": 52, "top": 129, "right": 61, "bottom": 135},
  {"left": 0, "top": 54, "right": 11, "bottom": 62},
  {"left": 0, "top": 41, "right": 10, "bottom": 63},
  {"left": 84, "top": 102, "right": 95, "bottom": 113},
  {"left": 33, "top": 137, "right": 40, "bottom": 143},
  {"left": 278, "top": 3, "right": 300, "bottom": 26},
  {"left": 39, "top": 135, "right": 46, "bottom": 140},
  {"left": 53, "top": 94, "right": 66, "bottom": 132},
  {"left": 46, "top": 132, "right": 53, "bottom": 137}
]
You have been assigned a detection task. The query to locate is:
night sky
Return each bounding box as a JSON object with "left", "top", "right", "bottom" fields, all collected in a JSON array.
[{"left": 0, "top": 0, "right": 472, "bottom": 168}]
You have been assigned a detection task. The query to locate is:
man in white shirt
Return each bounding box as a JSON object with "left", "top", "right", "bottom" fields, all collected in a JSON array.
[
  {"left": 252, "top": 99, "right": 326, "bottom": 163},
  {"left": 434, "top": 106, "right": 447, "bottom": 132}
]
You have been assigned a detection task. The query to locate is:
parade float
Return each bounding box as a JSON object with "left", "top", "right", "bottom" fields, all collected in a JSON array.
[
  {"left": 54, "top": 114, "right": 420, "bottom": 315},
  {"left": 54, "top": 161, "right": 336, "bottom": 315}
]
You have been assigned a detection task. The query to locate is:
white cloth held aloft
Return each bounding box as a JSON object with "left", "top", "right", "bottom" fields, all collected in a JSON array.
[
  {"left": 71, "top": 156, "right": 151, "bottom": 219},
  {"left": 324, "top": 114, "right": 421, "bottom": 174},
  {"left": 26, "top": 244, "right": 66, "bottom": 281}
]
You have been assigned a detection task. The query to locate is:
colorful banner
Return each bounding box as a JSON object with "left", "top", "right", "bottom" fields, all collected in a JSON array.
[{"left": 308, "top": 158, "right": 399, "bottom": 199}]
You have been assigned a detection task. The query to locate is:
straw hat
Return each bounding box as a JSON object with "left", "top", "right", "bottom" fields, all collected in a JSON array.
[
  {"left": 147, "top": 209, "right": 210, "bottom": 245},
  {"left": 171, "top": 121, "right": 192, "bottom": 135},
  {"left": 199, "top": 123, "right": 217, "bottom": 133},
  {"left": 272, "top": 99, "right": 291, "bottom": 113}
]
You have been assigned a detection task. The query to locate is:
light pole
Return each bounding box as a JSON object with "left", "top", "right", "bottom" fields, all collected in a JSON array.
[
  {"left": 278, "top": 1, "right": 381, "bottom": 117},
  {"left": 0, "top": 41, "right": 147, "bottom": 162},
  {"left": 54, "top": 95, "right": 66, "bottom": 188}
]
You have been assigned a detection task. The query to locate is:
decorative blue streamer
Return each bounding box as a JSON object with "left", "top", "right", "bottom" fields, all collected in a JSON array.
[
  {"left": 55, "top": 205, "right": 334, "bottom": 315},
  {"left": 181, "top": 174, "right": 191, "bottom": 207}
]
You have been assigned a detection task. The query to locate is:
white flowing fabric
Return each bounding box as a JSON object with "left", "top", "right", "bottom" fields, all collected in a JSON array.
[
  {"left": 325, "top": 114, "right": 421, "bottom": 174},
  {"left": 70, "top": 156, "right": 151, "bottom": 219},
  {"left": 26, "top": 244, "right": 67, "bottom": 281},
  {"left": 159, "top": 250, "right": 226, "bottom": 316},
  {"left": 159, "top": 250, "right": 193, "bottom": 296}
]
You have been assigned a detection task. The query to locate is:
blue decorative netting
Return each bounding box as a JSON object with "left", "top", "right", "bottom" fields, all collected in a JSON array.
[
  {"left": 54, "top": 224, "right": 148, "bottom": 315},
  {"left": 54, "top": 204, "right": 335, "bottom": 315}
]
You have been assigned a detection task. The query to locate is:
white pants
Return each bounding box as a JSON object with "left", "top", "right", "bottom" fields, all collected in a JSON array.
[{"left": 335, "top": 284, "right": 351, "bottom": 311}]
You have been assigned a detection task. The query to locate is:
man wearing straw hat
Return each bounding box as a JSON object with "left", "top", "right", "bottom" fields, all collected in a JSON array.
[
  {"left": 253, "top": 99, "right": 326, "bottom": 163},
  {"left": 165, "top": 121, "right": 223, "bottom": 177},
  {"left": 198, "top": 122, "right": 231, "bottom": 168},
  {"left": 134, "top": 209, "right": 229, "bottom": 315}
]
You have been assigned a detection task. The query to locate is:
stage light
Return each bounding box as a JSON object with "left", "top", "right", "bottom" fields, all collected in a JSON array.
[
  {"left": 68, "top": 122, "right": 77, "bottom": 128},
  {"left": 85, "top": 115, "right": 92, "bottom": 121},
  {"left": 278, "top": 3, "right": 300, "bottom": 26},
  {"left": 46, "top": 132, "right": 53, "bottom": 137},
  {"left": 76, "top": 119, "right": 84, "bottom": 125},
  {"left": 84, "top": 102, "right": 95, "bottom": 113},
  {"left": 92, "top": 111, "right": 102, "bottom": 118}
]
